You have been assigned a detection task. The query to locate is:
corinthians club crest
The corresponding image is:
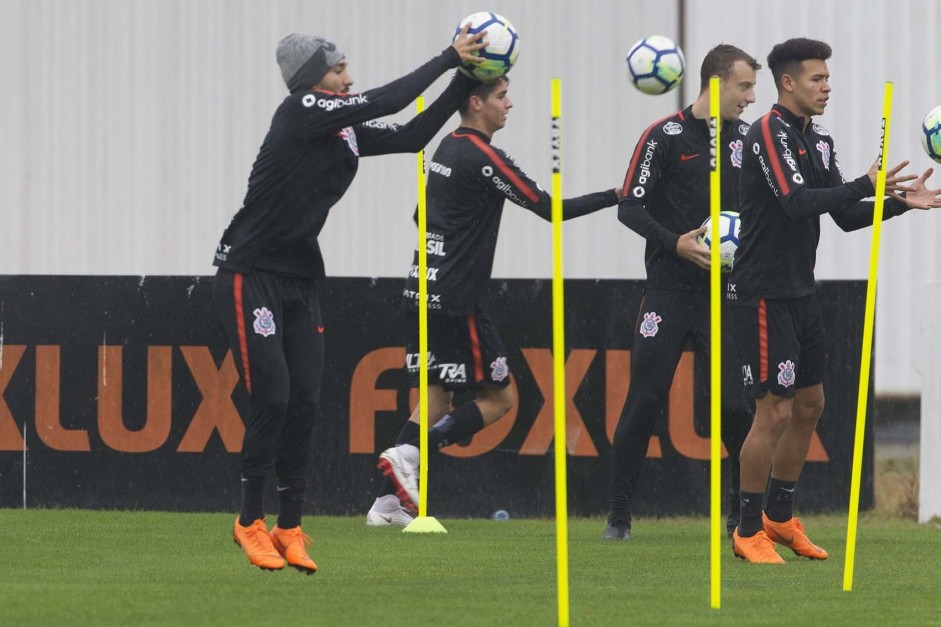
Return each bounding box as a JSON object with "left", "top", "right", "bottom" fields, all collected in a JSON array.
[
  {"left": 816, "top": 140, "right": 831, "bottom": 170},
  {"left": 639, "top": 311, "right": 662, "bottom": 338},
  {"left": 777, "top": 359, "right": 796, "bottom": 388},
  {"left": 253, "top": 307, "right": 276, "bottom": 337},
  {"left": 730, "top": 139, "right": 743, "bottom": 168},
  {"left": 490, "top": 356, "right": 509, "bottom": 382}
]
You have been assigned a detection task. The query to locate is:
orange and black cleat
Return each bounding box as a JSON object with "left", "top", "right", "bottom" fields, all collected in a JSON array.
[
  {"left": 270, "top": 526, "right": 318, "bottom": 574},
  {"left": 233, "top": 517, "right": 286, "bottom": 571},
  {"left": 763, "top": 513, "right": 828, "bottom": 560}
]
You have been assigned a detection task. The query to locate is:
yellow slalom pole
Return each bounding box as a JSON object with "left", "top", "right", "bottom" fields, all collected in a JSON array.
[
  {"left": 404, "top": 96, "right": 446, "bottom": 534},
  {"left": 707, "top": 76, "right": 723, "bottom": 610},
  {"left": 844, "top": 82, "right": 893, "bottom": 589},
  {"left": 550, "top": 77, "right": 570, "bottom": 627}
]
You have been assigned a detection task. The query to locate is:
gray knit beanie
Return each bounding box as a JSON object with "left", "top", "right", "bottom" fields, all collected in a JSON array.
[{"left": 276, "top": 33, "right": 345, "bottom": 93}]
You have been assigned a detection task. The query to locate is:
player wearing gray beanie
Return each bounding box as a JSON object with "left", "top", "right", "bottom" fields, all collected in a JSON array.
[
  {"left": 217, "top": 27, "right": 487, "bottom": 573},
  {"left": 276, "top": 33, "right": 346, "bottom": 93}
]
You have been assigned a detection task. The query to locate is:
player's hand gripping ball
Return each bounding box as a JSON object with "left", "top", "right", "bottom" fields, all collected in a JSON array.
[
  {"left": 697, "top": 211, "right": 741, "bottom": 272},
  {"left": 453, "top": 12, "right": 519, "bottom": 80},
  {"left": 626, "top": 35, "right": 685, "bottom": 95}
]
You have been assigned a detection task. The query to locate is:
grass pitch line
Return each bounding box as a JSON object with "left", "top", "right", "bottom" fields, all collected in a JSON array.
[
  {"left": 707, "top": 76, "right": 722, "bottom": 610},
  {"left": 404, "top": 95, "right": 446, "bottom": 535},
  {"left": 844, "top": 82, "right": 893, "bottom": 587},
  {"left": 550, "top": 77, "right": 570, "bottom": 627}
]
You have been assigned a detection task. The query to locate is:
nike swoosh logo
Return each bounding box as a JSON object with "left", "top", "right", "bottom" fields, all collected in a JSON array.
[
  {"left": 781, "top": 487, "right": 796, "bottom": 493},
  {"left": 680, "top": 153, "right": 701, "bottom": 161},
  {"left": 377, "top": 513, "right": 392, "bottom": 523},
  {"left": 277, "top": 486, "right": 290, "bottom": 492},
  {"left": 798, "top": 148, "right": 807, "bottom": 155}
]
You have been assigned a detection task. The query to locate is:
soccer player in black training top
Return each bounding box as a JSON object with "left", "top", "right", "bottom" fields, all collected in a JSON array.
[
  {"left": 728, "top": 38, "right": 941, "bottom": 563},
  {"left": 604, "top": 45, "right": 761, "bottom": 542},
  {"left": 213, "top": 29, "right": 487, "bottom": 571},
  {"left": 366, "top": 76, "right": 622, "bottom": 525}
]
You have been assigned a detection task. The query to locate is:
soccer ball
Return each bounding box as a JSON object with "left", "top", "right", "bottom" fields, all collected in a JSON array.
[
  {"left": 697, "top": 211, "right": 741, "bottom": 272},
  {"left": 452, "top": 12, "right": 519, "bottom": 81},
  {"left": 625, "top": 35, "right": 685, "bottom": 95},
  {"left": 921, "top": 105, "right": 941, "bottom": 164}
]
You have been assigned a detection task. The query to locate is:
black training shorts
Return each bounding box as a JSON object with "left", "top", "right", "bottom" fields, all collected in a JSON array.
[
  {"left": 405, "top": 309, "right": 511, "bottom": 391},
  {"left": 730, "top": 294, "right": 827, "bottom": 398}
]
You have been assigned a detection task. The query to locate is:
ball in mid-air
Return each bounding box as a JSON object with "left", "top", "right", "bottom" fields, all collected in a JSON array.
[
  {"left": 921, "top": 105, "right": 941, "bottom": 164},
  {"left": 626, "top": 35, "right": 685, "bottom": 95},
  {"left": 452, "top": 12, "right": 519, "bottom": 81},
  {"left": 697, "top": 211, "right": 741, "bottom": 272}
]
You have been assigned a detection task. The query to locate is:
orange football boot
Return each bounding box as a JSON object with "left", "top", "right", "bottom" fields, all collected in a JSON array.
[
  {"left": 270, "top": 526, "right": 318, "bottom": 574},
  {"left": 233, "top": 518, "right": 285, "bottom": 571},
  {"left": 763, "top": 513, "right": 828, "bottom": 560},
  {"left": 732, "top": 528, "right": 785, "bottom": 564}
]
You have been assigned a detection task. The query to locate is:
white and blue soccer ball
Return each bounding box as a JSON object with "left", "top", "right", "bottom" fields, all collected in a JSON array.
[
  {"left": 697, "top": 211, "right": 741, "bottom": 272},
  {"left": 921, "top": 105, "right": 941, "bottom": 164},
  {"left": 452, "top": 12, "right": 519, "bottom": 81},
  {"left": 625, "top": 35, "right": 686, "bottom": 95}
]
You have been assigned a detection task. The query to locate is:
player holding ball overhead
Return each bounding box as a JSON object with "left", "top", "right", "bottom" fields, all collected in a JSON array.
[
  {"left": 368, "top": 32, "right": 622, "bottom": 524},
  {"left": 212, "top": 27, "right": 487, "bottom": 572}
]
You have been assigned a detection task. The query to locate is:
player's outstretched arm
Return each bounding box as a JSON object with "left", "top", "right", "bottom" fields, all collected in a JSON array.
[
  {"left": 831, "top": 161, "right": 939, "bottom": 231},
  {"left": 352, "top": 27, "right": 486, "bottom": 154},
  {"left": 358, "top": 72, "right": 478, "bottom": 156},
  {"left": 528, "top": 187, "right": 619, "bottom": 221}
]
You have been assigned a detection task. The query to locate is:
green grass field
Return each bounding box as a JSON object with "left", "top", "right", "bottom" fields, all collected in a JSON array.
[{"left": 1, "top": 510, "right": 939, "bottom": 626}]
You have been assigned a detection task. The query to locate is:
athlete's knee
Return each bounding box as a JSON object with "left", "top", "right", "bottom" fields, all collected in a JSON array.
[
  {"left": 289, "top": 384, "right": 321, "bottom": 417},
  {"left": 482, "top": 384, "right": 515, "bottom": 419},
  {"left": 753, "top": 392, "right": 793, "bottom": 434},
  {"left": 613, "top": 407, "right": 658, "bottom": 446},
  {"left": 616, "top": 388, "right": 666, "bottom": 435},
  {"left": 626, "top": 382, "right": 669, "bottom": 413},
  {"left": 249, "top": 395, "right": 290, "bottom": 428},
  {"left": 248, "top": 375, "right": 291, "bottom": 419},
  {"left": 793, "top": 386, "right": 825, "bottom": 427}
]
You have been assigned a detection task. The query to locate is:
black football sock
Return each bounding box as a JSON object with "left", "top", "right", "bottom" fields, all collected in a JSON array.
[
  {"left": 377, "top": 421, "right": 421, "bottom": 498},
  {"left": 238, "top": 476, "right": 266, "bottom": 527},
  {"left": 426, "top": 402, "right": 485, "bottom": 451},
  {"left": 276, "top": 477, "right": 307, "bottom": 529},
  {"left": 738, "top": 491, "right": 765, "bottom": 537},
  {"left": 765, "top": 477, "right": 798, "bottom": 523}
]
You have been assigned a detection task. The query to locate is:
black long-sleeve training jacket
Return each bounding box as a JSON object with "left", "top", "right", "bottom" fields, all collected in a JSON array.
[
  {"left": 730, "top": 104, "right": 908, "bottom": 302},
  {"left": 214, "top": 47, "right": 474, "bottom": 278},
  {"left": 617, "top": 105, "right": 749, "bottom": 292},
  {"left": 403, "top": 126, "right": 618, "bottom": 314}
]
